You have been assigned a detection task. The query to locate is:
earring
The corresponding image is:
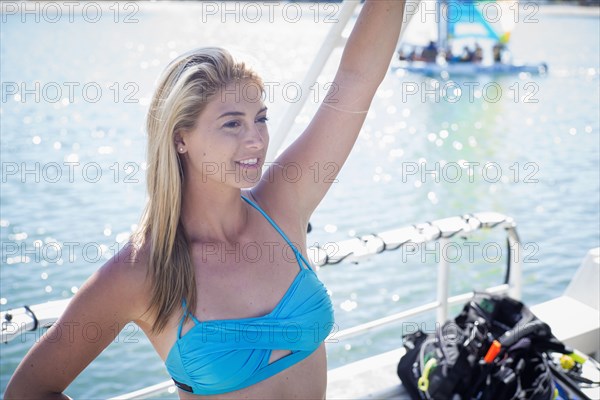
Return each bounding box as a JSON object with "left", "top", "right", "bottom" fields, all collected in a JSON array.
[{"left": 179, "top": 147, "right": 184, "bottom": 153}]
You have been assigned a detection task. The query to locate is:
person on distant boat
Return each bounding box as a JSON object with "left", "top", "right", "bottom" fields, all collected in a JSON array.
[
  {"left": 493, "top": 42, "right": 507, "bottom": 64},
  {"left": 4, "top": 1, "right": 408, "bottom": 400},
  {"left": 473, "top": 43, "right": 483, "bottom": 63},
  {"left": 460, "top": 46, "right": 474, "bottom": 62},
  {"left": 399, "top": 46, "right": 417, "bottom": 62},
  {"left": 421, "top": 41, "right": 438, "bottom": 63},
  {"left": 398, "top": 47, "right": 408, "bottom": 61}
]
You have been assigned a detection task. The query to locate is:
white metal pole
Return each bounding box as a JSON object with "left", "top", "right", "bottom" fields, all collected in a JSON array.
[
  {"left": 506, "top": 225, "right": 523, "bottom": 299},
  {"left": 436, "top": 238, "right": 450, "bottom": 323},
  {"left": 266, "top": 0, "right": 359, "bottom": 162},
  {"left": 266, "top": 0, "right": 418, "bottom": 161}
]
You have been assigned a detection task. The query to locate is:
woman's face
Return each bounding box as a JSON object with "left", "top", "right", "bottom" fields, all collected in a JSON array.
[{"left": 179, "top": 79, "right": 269, "bottom": 189}]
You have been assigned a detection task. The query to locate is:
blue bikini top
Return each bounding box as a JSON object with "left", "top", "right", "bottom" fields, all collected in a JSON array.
[{"left": 164, "top": 196, "right": 335, "bottom": 395}]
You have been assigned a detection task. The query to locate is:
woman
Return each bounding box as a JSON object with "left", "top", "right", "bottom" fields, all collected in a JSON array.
[{"left": 5, "top": 1, "right": 406, "bottom": 398}]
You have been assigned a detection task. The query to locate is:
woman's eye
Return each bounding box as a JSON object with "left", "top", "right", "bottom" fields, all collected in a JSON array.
[
  {"left": 223, "top": 121, "right": 241, "bottom": 129},
  {"left": 256, "top": 116, "right": 269, "bottom": 124}
]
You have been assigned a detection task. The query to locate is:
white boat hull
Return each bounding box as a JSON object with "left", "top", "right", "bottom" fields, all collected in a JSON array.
[{"left": 393, "top": 60, "right": 548, "bottom": 76}]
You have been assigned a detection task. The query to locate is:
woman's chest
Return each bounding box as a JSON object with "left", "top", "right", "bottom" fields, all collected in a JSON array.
[{"left": 188, "top": 231, "right": 305, "bottom": 323}]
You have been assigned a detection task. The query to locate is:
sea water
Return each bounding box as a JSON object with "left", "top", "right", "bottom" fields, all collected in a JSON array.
[{"left": 1, "top": 3, "right": 598, "bottom": 398}]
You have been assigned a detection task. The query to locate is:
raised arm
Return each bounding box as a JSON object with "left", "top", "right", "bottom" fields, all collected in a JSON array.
[
  {"left": 4, "top": 245, "right": 149, "bottom": 399},
  {"left": 255, "top": 0, "right": 406, "bottom": 221}
]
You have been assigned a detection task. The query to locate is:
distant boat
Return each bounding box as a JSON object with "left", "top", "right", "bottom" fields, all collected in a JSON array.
[
  {"left": 393, "top": 0, "right": 548, "bottom": 76},
  {"left": 393, "top": 60, "right": 548, "bottom": 76}
]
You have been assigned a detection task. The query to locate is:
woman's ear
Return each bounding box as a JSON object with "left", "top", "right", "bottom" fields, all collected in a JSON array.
[{"left": 174, "top": 130, "right": 186, "bottom": 154}]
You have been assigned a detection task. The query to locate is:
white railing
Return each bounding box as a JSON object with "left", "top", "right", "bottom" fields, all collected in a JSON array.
[{"left": 0, "top": 211, "right": 521, "bottom": 344}]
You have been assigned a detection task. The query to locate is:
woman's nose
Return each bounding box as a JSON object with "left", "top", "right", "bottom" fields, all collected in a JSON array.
[{"left": 244, "top": 125, "right": 266, "bottom": 150}]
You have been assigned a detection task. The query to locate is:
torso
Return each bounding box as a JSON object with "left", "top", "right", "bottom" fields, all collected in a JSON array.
[
  {"left": 176, "top": 345, "right": 327, "bottom": 400},
  {"left": 134, "top": 191, "right": 328, "bottom": 399}
]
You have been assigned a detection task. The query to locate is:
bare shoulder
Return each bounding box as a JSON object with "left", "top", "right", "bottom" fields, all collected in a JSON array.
[
  {"left": 98, "top": 242, "right": 150, "bottom": 293},
  {"left": 92, "top": 240, "right": 152, "bottom": 320}
]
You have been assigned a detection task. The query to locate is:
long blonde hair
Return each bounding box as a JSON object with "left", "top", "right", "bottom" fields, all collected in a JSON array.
[{"left": 132, "top": 47, "right": 263, "bottom": 333}]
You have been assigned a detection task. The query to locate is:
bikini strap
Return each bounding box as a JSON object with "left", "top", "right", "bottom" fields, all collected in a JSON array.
[
  {"left": 178, "top": 298, "right": 200, "bottom": 338},
  {"left": 241, "top": 195, "right": 314, "bottom": 272}
]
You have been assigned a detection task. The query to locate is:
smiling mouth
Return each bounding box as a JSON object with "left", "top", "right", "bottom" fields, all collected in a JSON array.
[{"left": 236, "top": 158, "right": 260, "bottom": 167}]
